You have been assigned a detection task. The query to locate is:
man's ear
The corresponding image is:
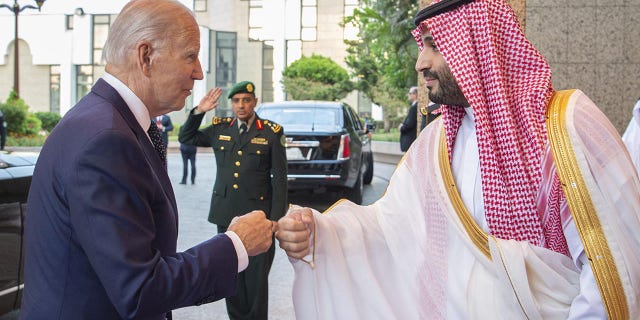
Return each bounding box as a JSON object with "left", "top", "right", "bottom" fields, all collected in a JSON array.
[{"left": 137, "top": 41, "right": 153, "bottom": 76}]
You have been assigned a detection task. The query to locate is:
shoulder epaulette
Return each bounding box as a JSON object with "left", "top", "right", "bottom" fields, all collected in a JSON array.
[
  {"left": 212, "top": 117, "right": 233, "bottom": 125},
  {"left": 262, "top": 119, "right": 282, "bottom": 133}
]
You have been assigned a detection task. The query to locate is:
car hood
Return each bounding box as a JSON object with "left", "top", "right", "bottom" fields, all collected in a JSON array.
[{"left": 0, "top": 151, "right": 39, "bottom": 180}]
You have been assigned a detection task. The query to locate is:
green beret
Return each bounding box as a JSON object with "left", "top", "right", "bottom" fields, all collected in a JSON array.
[{"left": 227, "top": 81, "right": 256, "bottom": 99}]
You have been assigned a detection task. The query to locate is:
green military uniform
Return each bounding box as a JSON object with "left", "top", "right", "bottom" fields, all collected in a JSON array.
[
  {"left": 179, "top": 112, "right": 288, "bottom": 224},
  {"left": 178, "top": 81, "right": 287, "bottom": 320}
]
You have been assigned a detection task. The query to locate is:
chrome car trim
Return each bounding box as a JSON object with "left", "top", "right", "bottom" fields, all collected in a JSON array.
[
  {"left": 0, "top": 284, "right": 23, "bottom": 296},
  {"left": 287, "top": 174, "right": 341, "bottom": 180}
]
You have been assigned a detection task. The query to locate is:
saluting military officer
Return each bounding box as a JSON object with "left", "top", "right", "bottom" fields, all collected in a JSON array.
[{"left": 178, "top": 81, "right": 287, "bottom": 320}]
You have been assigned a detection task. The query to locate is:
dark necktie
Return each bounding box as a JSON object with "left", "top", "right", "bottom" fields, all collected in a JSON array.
[
  {"left": 239, "top": 123, "right": 247, "bottom": 135},
  {"left": 148, "top": 122, "right": 167, "bottom": 167}
]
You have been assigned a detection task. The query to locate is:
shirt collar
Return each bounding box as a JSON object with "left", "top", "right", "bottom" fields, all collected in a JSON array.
[
  {"left": 237, "top": 113, "right": 256, "bottom": 129},
  {"left": 102, "top": 72, "right": 151, "bottom": 134}
]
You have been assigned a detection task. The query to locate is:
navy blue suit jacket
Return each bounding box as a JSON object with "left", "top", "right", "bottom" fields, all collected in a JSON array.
[{"left": 21, "top": 79, "right": 238, "bottom": 319}]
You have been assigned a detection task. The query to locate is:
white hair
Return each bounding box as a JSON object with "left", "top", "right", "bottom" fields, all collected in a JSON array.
[{"left": 103, "top": 0, "right": 196, "bottom": 67}]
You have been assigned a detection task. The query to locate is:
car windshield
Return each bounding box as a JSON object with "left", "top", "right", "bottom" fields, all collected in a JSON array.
[{"left": 258, "top": 106, "right": 341, "bottom": 129}]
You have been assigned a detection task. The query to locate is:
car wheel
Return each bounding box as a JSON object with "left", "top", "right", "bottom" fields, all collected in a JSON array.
[
  {"left": 363, "top": 152, "right": 374, "bottom": 185},
  {"left": 344, "top": 169, "right": 363, "bottom": 204}
]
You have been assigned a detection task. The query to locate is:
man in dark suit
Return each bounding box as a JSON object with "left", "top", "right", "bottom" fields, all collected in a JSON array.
[
  {"left": 179, "top": 80, "right": 288, "bottom": 320},
  {"left": 0, "top": 109, "right": 5, "bottom": 150},
  {"left": 399, "top": 86, "right": 419, "bottom": 151},
  {"left": 21, "top": 1, "right": 275, "bottom": 319},
  {"left": 154, "top": 114, "right": 174, "bottom": 149}
]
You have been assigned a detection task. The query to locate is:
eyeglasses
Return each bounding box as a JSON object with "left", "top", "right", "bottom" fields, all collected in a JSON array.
[{"left": 231, "top": 97, "right": 254, "bottom": 103}]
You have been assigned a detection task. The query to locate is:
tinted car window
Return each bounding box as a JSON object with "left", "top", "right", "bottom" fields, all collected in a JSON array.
[
  {"left": 344, "top": 105, "right": 363, "bottom": 131},
  {"left": 342, "top": 107, "right": 354, "bottom": 132},
  {"left": 258, "top": 106, "right": 342, "bottom": 132}
]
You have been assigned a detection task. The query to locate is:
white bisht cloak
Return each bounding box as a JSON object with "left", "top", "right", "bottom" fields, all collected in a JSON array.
[{"left": 289, "top": 90, "right": 640, "bottom": 319}]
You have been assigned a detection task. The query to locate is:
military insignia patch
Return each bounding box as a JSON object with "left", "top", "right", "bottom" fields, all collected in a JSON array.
[
  {"left": 219, "top": 135, "right": 231, "bottom": 141},
  {"left": 246, "top": 83, "right": 254, "bottom": 93},
  {"left": 280, "top": 135, "right": 287, "bottom": 147},
  {"left": 251, "top": 137, "right": 268, "bottom": 145},
  {"left": 212, "top": 117, "right": 232, "bottom": 125},
  {"left": 420, "top": 106, "right": 428, "bottom": 116},
  {"left": 266, "top": 121, "right": 282, "bottom": 133}
]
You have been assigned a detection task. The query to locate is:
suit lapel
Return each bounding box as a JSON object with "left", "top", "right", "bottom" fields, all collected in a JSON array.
[{"left": 91, "top": 79, "right": 178, "bottom": 217}]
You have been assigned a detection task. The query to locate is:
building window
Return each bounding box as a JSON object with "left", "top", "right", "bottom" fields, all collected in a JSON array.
[
  {"left": 194, "top": 0, "right": 207, "bottom": 12},
  {"left": 65, "top": 15, "right": 74, "bottom": 30},
  {"left": 216, "top": 31, "right": 237, "bottom": 117},
  {"left": 262, "top": 42, "right": 274, "bottom": 103},
  {"left": 249, "top": 0, "right": 265, "bottom": 41},
  {"left": 50, "top": 65, "right": 60, "bottom": 114},
  {"left": 301, "top": 0, "right": 317, "bottom": 41},
  {"left": 76, "top": 65, "right": 93, "bottom": 103},
  {"left": 93, "top": 15, "right": 110, "bottom": 65},
  {"left": 344, "top": 0, "right": 358, "bottom": 40}
]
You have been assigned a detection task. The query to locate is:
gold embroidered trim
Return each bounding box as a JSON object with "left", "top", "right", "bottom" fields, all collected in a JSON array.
[
  {"left": 438, "top": 130, "right": 491, "bottom": 259},
  {"left": 546, "top": 89, "right": 628, "bottom": 319}
]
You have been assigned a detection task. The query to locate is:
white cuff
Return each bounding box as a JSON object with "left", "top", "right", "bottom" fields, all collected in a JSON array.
[{"left": 225, "top": 231, "right": 249, "bottom": 272}]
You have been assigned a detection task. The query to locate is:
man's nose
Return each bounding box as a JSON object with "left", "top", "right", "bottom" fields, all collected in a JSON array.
[
  {"left": 193, "top": 59, "right": 204, "bottom": 80},
  {"left": 415, "top": 50, "right": 431, "bottom": 73}
]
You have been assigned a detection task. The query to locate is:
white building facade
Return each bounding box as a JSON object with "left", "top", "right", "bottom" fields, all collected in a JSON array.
[{"left": 0, "top": 0, "right": 371, "bottom": 126}]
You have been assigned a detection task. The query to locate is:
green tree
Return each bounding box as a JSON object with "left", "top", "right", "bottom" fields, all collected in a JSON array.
[
  {"left": 35, "top": 111, "right": 62, "bottom": 132},
  {"left": 343, "top": 0, "right": 419, "bottom": 131},
  {"left": 0, "top": 90, "right": 42, "bottom": 136},
  {"left": 0, "top": 91, "right": 29, "bottom": 134},
  {"left": 282, "top": 54, "right": 353, "bottom": 101}
]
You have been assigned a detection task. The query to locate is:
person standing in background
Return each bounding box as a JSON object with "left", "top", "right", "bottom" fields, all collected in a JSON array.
[
  {"left": 399, "top": 86, "right": 419, "bottom": 151},
  {"left": 179, "top": 80, "right": 288, "bottom": 320},
  {"left": 0, "top": 109, "right": 6, "bottom": 150},
  {"left": 154, "top": 114, "right": 173, "bottom": 150},
  {"left": 180, "top": 142, "right": 197, "bottom": 184},
  {"left": 420, "top": 101, "right": 441, "bottom": 130}
]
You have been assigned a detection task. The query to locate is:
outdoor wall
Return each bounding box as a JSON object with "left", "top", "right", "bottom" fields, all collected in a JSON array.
[
  {"left": 417, "top": 0, "right": 638, "bottom": 134},
  {"left": 0, "top": 39, "right": 50, "bottom": 111},
  {"left": 527, "top": 0, "right": 640, "bottom": 133}
]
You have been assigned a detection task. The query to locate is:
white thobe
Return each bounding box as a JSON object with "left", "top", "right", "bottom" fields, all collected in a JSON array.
[
  {"left": 448, "top": 108, "right": 604, "bottom": 319},
  {"left": 289, "top": 90, "right": 640, "bottom": 319}
]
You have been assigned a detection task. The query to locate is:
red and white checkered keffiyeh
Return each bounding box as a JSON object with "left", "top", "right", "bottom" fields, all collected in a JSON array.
[{"left": 412, "top": 0, "right": 566, "bottom": 251}]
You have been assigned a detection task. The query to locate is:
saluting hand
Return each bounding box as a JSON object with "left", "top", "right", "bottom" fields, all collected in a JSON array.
[
  {"left": 228, "top": 210, "right": 277, "bottom": 256},
  {"left": 196, "top": 87, "right": 223, "bottom": 113},
  {"left": 276, "top": 206, "right": 314, "bottom": 259}
]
